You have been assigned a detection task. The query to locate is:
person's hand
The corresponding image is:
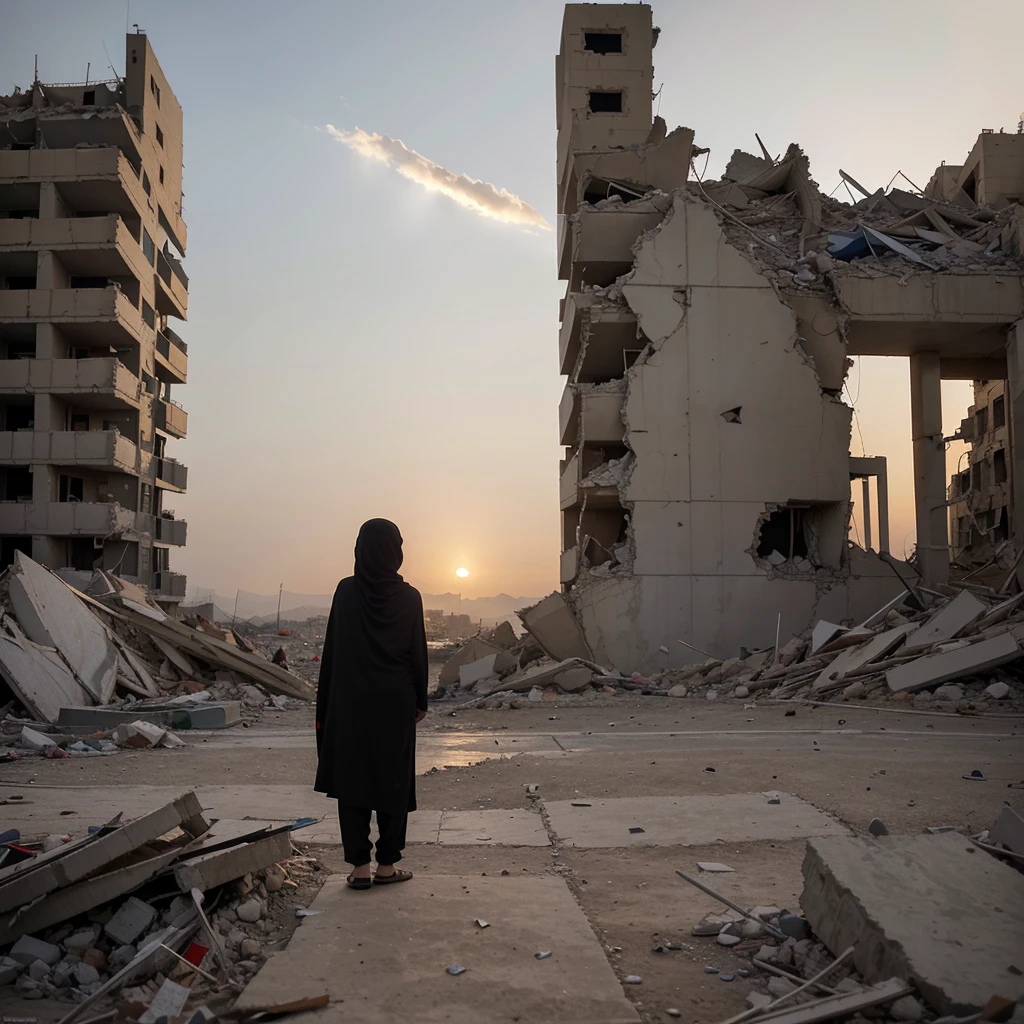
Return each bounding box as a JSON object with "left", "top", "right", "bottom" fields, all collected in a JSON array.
[{"left": 415, "top": 709, "right": 427, "bottom": 725}]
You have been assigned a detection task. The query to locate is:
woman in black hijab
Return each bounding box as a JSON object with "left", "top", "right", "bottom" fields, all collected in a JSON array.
[{"left": 314, "top": 519, "right": 428, "bottom": 889}]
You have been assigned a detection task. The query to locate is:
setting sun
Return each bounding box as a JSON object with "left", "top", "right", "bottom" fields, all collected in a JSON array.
[{"left": 455, "top": 567, "right": 470, "bottom": 579}]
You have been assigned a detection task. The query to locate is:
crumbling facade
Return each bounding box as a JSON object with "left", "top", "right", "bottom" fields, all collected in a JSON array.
[
  {"left": 555, "top": 4, "right": 1024, "bottom": 671},
  {"left": 948, "top": 380, "right": 1011, "bottom": 565},
  {"left": 0, "top": 34, "right": 189, "bottom": 606}
]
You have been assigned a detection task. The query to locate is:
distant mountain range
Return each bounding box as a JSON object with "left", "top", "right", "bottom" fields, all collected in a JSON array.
[{"left": 186, "top": 589, "right": 544, "bottom": 627}]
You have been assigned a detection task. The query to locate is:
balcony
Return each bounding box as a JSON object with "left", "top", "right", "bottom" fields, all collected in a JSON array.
[
  {"left": 558, "top": 382, "right": 625, "bottom": 448},
  {"left": 0, "top": 430, "right": 140, "bottom": 472},
  {"left": 0, "top": 501, "right": 136, "bottom": 536},
  {"left": 155, "top": 329, "right": 188, "bottom": 384},
  {"left": 559, "top": 291, "right": 639, "bottom": 379},
  {"left": 0, "top": 149, "right": 150, "bottom": 227},
  {"left": 154, "top": 398, "right": 187, "bottom": 439},
  {"left": 0, "top": 357, "right": 141, "bottom": 408},
  {"left": 0, "top": 215, "right": 151, "bottom": 285},
  {"left": 155, "top": 251, "right": 188, "bottom": 319},
  {"left": 560, "top": 201, "right": 669, "bottom": 288},
  {"left": 136, "top": 512, "right": 187, "bottom": 546},
  {"left": 0, "top": 286, "right": 145, "bottom": 348},
  {"left": 155, "top": 456, "right": 188, "bottom": 492},
  {"left": 152, "top": 570, "right": 187, "bottom": 601},
  {"left": 559, "top": 451, "right": 623, "bottom": 512}
]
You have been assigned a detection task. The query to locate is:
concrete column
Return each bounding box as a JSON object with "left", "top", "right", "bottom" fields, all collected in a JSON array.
[
  {"left": 861, "top": 478, "right": 872, "bottom": 551},
  {"left": 910, "top": 352, "right": 948, "bottom": 584},
  {"left": 1006, "top": 322, "right": 1024, "bottom": 585},
  {"left": 38, "top": 182, "right": 60, "bottom": 219},
  {"left": 876, "top": 460, "right": 890, "bottom": 555}
]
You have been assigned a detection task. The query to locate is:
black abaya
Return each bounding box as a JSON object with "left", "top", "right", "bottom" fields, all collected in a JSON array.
[{"left": 314, "top": 519, "right": 428, "bottom": 814}]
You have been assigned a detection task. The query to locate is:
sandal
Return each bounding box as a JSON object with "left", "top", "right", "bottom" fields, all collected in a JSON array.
[
  {"left": 347, "top": 872, "right": 372, "bottom": 890},
  {"left": 373, "top": 868, "right": 413, "bottom": 885}
]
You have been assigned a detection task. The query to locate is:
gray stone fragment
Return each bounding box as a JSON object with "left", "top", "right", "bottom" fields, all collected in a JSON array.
[
  {"left": 734, "top": 685, "right": 750, "bottom": 699},
  {"left": 10, "top": 935, "right": 62, "bottom": 966},
  {"left": 108, "top": 945, "right": 137, "bottom": 970},
  {"left": 777, "top": 912, "right": 809, "bottom": 940},
  {"left": 236, "top": 899, "right": 263, "bottom": 923},
  {"left": 868, "top": 818, "right": 889, "bottom": 836},
  {"left": 985, "top": 681, "right": 1010, "bottom": 700},
  {"left": 717, "top": 932, "right": 742, "bottom": 947},
  {"left": 933, "top": 683, "right": 964, "bottom": 701},
  {"left": 746, "top": 992, "right": 773, "bottom": 1011},
  {"left": 72, "top": 962, "right": 99, "bottom": 987},
  {"left": 668, "top": 684, "right": 688, "bottom": 698},
  {"left": 0, "top": 956, "right": 21, "bottom": 985},
  {"left": 768, "top": 977, "right": 797, "bottom": 998},
  {"left": 890, "top": 995, "right": 924, "bottom": 1022},
  {"left": 64, "top": 928, "right": 99, "bottom": 954},
  {"left": 104, "top": 896, "right": 156, "bottom": 945},
  {"left": 27, "top": 960, "right": 50, "bottom": 982}
]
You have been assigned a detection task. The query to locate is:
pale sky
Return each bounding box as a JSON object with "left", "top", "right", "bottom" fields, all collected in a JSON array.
[{"left": 4, "top": 0, "right": 1022, "bottom": 599}]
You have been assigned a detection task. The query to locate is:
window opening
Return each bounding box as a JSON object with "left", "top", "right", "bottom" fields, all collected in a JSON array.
[
  {"left": 994, "top": 447, "right": 1007, "bottom": 484},
  {"left": 584, "top": 32, "right": 623, "bottom": 54},
  {"left": 156, "top": 125, "right": 164, "bottom": 147},
  {"left": 58, "top": 474, "right": 85, "bottom": 502},
  {"left": 994, "top": 394, "right": 1006, "bottom": 429},
  {"left": 83, "top": 89, "right": 95, "bottom": 105},
  {"left": 589, "top": 91, "right": 623, "bottom": 113}
]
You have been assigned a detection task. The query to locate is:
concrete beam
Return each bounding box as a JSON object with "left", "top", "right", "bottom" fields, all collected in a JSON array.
[
  {"left": 940, "top": 357, "right": 1007, "bottom": 380},
  {"left": 909, "top": 352, "right": 948, "bottom": 584}
]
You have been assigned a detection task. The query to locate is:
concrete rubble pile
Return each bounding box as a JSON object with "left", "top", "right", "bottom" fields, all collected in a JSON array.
[
  {"left": 648, "top": 583, "right": 1024, "bottom": 709},
  {"left": 431, "top": 595, "right": 633, "bottom": 705},
  {"left": 0, "top": 553, "right": 315, "bottom": 749},
  {"left": 0, "top": 791, "right": 325, "bottom": 1019},
  {"left": 680, "top": 822, "right": 1024, "bottom": 1022}
]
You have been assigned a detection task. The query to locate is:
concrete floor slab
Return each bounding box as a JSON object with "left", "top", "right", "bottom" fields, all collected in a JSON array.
[
  {"left": 544, "top": 793, "right": 848, "bottom": 848},
  {"left": 438, "top": 809, "right": 550, "bottom": 846},
  {"left": 235, "top": 874, "right": 640, "bottom": 1024},
  {"left": 802, "top": 832, "right": 1024, "bottom": 1015}
]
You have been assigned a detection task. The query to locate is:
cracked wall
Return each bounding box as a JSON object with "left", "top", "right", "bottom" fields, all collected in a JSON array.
[{"left": 568, "top": 192, "right": 902, "bottom": 672}]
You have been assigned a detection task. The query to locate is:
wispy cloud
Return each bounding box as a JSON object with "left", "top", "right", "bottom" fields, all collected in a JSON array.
[{"left": 325, "top": 125, "right": 550, "bottom": 231}]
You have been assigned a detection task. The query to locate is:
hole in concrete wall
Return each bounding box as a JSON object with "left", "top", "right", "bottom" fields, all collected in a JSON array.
[
  {"left": 994, "top": 447, "right": 1007, "bottom": 484},
  {"left": 957, "top": 469, "right": 971, "bottom": 496},
  {"left": 994, "top": 506, "right": 1009, "bottom": 542},
  {"left": 82, "top": 89, "right": 95, "bottom": 105},
  {"left": 721, "top": 407, "right": 742, "bottom": 424},
  {"left": 589, "top": 91, "right": 623, "bottom": 113},
  {"left": 756, "top": 502, "right": 846, "bottom": 570},
  {"left": 5, "top": 276, "right": 36, "bottom": 289},
  {"left": 994, "top": 394, "right": 1006, "bottom": 429},
  {"left": 972, "top": 461, "right": 983, "bottom": 492},
  {"left": 757, "top": 509, "right": 809, "bottom": 560},
  {"left": 584, "top": 32, "right": 623, "bottom": 54},
  {"left": 583, "top": 176, "right": 646, "bottom": 206},
  {"left": 2, "top": 466, "right": 32, "bottom": 501},
  {"left": 69, "top": 276, "right": 108, "bottom": 289}
]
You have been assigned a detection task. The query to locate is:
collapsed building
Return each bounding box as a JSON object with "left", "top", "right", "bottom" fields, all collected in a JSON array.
[
  {"left": 0, "top": 33, "right": 190, "bottom": 609},
  {"left": 948, "top": 380, "right": 1012, "bottom": 566},
  {"left": 555, "top": 3, "right": 1024, "bottom": 671}
]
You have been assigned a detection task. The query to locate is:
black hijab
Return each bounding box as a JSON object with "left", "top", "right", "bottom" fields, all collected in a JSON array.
[{"left": 352, "top": 519, "right": 409, "bottom": 660}]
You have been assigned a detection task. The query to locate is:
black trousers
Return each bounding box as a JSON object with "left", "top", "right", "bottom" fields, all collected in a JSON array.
[{"left": 337, "top": 805, "right": 408, "bottom": 867}]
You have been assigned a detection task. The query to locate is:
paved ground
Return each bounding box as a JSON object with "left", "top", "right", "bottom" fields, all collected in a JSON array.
[{"left": 2, "top": 700, "right": 1022, "bottom": 1023}]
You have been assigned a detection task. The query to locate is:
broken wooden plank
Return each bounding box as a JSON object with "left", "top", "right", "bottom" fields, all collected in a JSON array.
[
  {"left": 173, "top": 830, "right": 291, "bottom": 892},
  {"left": 0, "top": 792, "right": 203, "bottom": 914},
  {"left": 903, "top": 590, "right": 987, "bottom": 652},
  {"left": 887, "top": 631, "right": 1021, "bottom": 693}
]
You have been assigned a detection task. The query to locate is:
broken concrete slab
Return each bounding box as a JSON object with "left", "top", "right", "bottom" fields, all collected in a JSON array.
[
  {"left": 903, "top": 590, "right": 987, "bottom": 652},
  {"left": 105, "top": 896, "right": 157, "bottom": 946},
  {"left": 458, "top": 652, "right": 516, "bottom": 688},
  {"left": 0, "top": 628, "right": 92, "bottom": 724},
  {"left": 477, "top": 657, "right": 595, "bottom": 696},
  {"left": 544, "top": 794, "right": 848, "bottom": 848},
  {"left": 439, "top": 638, "right": 503, "bottom": 688},
  {"left": 0, "top": 791, "right": 204, "bottom": 914},
  {"left": 517, "top": 593, "right": 593, "bottom": 662},
  {"left": 233, "top": 874, "right": 640, "bottom": 1023},
  {"left": 173, "top": 830, "right": 291, "bottom": 892},
  {"left": 989, "top": 807, "right": 1024, "bottom": 856},
  {"left": 56, "top": 701, "right": 241, "bottom": 731},
  {"left": 810, "top": 621, "right": 846, "bottom": 654},
  {"left": 802, "top": 832, "right": 1024, "bottom": 1014},
  {"left": 886, "top": 631, "right": 1021, "bottom": 693},
  {"left": 8, "top": 551, "right": 117, "bottom": 704},
  {"left": 812, "top": 624, "right": 915, "bottom": 691}
]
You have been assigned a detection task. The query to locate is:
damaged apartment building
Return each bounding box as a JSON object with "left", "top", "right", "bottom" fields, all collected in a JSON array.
[
  {"left": 555, "top": 3, "right": 1024, "bottom": 671},
  {"left": 0, "top": 33, "right": 190, "bottom": 608}
]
